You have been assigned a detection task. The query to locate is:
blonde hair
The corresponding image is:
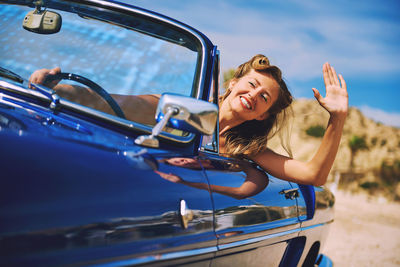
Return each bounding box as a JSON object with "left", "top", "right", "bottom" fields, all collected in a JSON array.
[{"left": 220, "top": 54, "right": 293, "bottom": 157}]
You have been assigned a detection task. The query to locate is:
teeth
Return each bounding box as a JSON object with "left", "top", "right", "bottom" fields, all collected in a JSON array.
[{"left": 240, "top": 97, "right": 251, "bottom": 109}]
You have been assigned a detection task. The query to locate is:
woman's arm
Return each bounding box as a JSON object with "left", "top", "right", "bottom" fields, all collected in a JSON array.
[
  {"left": 30, "top": 67, "right": 117, "bottom": 113},
  {"left": 29, "top": 67, "right": 159, "bottom": 125},
  {"left": 155, "top": 163, "right": 269, "bottom": 200},
  {"left": 252, "top": 63, "right": 348, "bottom": 186}
]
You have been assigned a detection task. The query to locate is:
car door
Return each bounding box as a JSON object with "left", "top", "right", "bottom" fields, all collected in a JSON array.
[{"left": 198, "top": 152, "right": 301, "bottom": 267}]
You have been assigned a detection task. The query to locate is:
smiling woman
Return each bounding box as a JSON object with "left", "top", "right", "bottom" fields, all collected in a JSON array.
[
  {"left": 218, "top": 55, "right": 293, "bottom": 157},
  {"left": 218, "top": 54, "right": 348, "bottom": 186}
]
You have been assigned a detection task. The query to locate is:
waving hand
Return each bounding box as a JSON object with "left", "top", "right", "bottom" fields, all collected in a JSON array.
[{"left": 312, "top": 63, "right": 348, "bottom": 117}]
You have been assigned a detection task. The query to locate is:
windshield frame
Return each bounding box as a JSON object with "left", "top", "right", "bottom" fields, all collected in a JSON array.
[{"left": 0, "top": 0, "right": 216, "bottom": 144}]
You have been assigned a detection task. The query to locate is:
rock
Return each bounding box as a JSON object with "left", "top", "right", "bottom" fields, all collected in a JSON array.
[{"left": 268, "top": 99, "right": 400, "bottom": 196}]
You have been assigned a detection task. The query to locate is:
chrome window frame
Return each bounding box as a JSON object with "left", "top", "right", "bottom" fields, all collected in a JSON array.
[{"left": 200, "top": 48, "right": 220, "bottom": 153}]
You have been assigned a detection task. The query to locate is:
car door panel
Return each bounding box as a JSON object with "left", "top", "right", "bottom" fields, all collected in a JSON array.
[
  {"left": 0, "top": 137, "right": 215, "bottom": 266},
  {"left": 198, "top": 153, "right": 301, "bottom": 267}
]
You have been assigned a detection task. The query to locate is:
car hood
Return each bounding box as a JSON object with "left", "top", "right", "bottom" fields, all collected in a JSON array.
[
  {"left": 0, "top": 97, "right": 170, "bottom": 171},
  {"left": 0, "top": 96, "right": 200, "bottom": 238}
]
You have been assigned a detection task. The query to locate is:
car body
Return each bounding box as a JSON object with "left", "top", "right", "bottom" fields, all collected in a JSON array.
[{"left": 0, "top": 0, "right": 334, "bottom": 266}]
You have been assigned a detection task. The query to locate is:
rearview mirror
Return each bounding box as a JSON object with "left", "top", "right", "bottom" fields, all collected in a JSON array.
[{"left": 23, "top": 9, "right": 62, "bottom": 34}]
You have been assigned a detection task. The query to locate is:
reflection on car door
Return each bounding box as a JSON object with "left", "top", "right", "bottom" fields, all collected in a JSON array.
[
  {"left": 0, "top": 143, "right": 216, "bottom": 266},
  {"left": 199, "top": 152, "right": 301, "bottom": 267}
]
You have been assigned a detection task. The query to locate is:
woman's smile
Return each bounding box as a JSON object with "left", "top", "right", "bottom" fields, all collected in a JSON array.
[
  {"left": 226, "top": 70, "right": 280, "bottom": 121},
  {"left": 240, "top": 95, "right": 253, "bottom": 110}
]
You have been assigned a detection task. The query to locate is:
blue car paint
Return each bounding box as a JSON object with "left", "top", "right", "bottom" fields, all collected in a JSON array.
[
  {"left": 0, "top": 103, "right": 216, "bottom": 265},
  {"left": 316, "top": 254, "right": 334, "bottom": 267},
  {"left": 298, "top": 184, "right": 316, "bottom": 220}
]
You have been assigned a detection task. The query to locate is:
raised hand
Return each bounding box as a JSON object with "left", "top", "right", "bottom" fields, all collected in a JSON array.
[{"left": 312, "top": 63, "right": 348, "bottom": 118}]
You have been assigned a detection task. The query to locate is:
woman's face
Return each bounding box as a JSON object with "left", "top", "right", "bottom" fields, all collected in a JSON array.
[
  {"left": 226, "top": 69, "right": 279, "bottom": 122},
  {"left": 165, "top": 157, "right": 201, "bottom": 169}
]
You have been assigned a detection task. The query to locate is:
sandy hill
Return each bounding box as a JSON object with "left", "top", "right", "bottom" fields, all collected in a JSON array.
[{"left": 267, "top": 99, "right": 400, "bottom": 199}]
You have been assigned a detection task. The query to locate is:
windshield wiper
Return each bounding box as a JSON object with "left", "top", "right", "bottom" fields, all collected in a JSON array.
[
  {"left": 0, "top": 66, "right": 24, "bottom": 84},
  {"left": 29, "top": 82, "right": 61, "bottom": 111},
  {"left": 0, "top": 66, "right": 60, "bottom": 111}
]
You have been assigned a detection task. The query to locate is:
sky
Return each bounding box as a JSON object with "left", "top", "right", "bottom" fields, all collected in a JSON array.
[{"left": 129, "top": 0, "right": 400, "bottom": 127}]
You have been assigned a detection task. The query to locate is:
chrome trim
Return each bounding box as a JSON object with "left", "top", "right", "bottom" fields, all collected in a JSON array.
[
  {"left": 199, "top": 48, "right": 219, "bottom": 154},
  {"left": 60, "top": 98, "right": 195, "bottom": 143},
  {"left": 29, "top": 83, "right": 61, "bottom": 112},
  {"left": 0, "top": 80, "right": 45, "bottom": 99},
  {"left": 300, "top": 221, "right": 333, "bottom": 232},
  {"left": 134, "top": 106, "right": 179, "bottom": 147},
  {"left": 217, "top": 228, "right": 300, "bottom": 250},
  {"left": 88, "top": 246, "right": 217, "bottom": 267},
  {"left": 0, "top": 81, "right": 195, "bottom": 144},
  {"left": 85, "top": 222, "right": 324, "bottom": 267},
  {"left": 213, "top": 48, "right": 220, "bottom": 154}
]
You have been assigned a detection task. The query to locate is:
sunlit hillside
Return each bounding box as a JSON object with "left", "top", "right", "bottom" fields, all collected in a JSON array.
[{"left": 267, "top": 99, "right": 400, "bottom": 200}]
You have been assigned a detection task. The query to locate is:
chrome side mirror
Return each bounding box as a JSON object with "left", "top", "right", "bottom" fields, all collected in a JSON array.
[{"left": 135, "top": 94, "right": 218, "bottom": 148}]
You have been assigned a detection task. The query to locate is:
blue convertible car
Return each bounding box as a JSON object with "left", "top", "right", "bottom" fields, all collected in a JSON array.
[{"left": 0, "top": 0, "right": 334, "bottom": 266}]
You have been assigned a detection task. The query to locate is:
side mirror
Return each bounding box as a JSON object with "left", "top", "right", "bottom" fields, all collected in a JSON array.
[{"left": 135, "top": 94, "right": 218, "bottom": 148}]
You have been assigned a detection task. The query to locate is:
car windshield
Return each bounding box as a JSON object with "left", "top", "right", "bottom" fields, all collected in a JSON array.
[{"left": 0, "top": 1, "right": 200, "bottom": 133}]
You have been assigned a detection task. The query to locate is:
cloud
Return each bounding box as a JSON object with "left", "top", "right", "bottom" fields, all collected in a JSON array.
[
  {"left": 360, "top": 105, "right": 400, "bottom": 128},
  {"left": 131, "top": 0, "right": 400, "bottom": 114},
  {"left": 132, "top": 0, "right": 400, "bottom": 80}
]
